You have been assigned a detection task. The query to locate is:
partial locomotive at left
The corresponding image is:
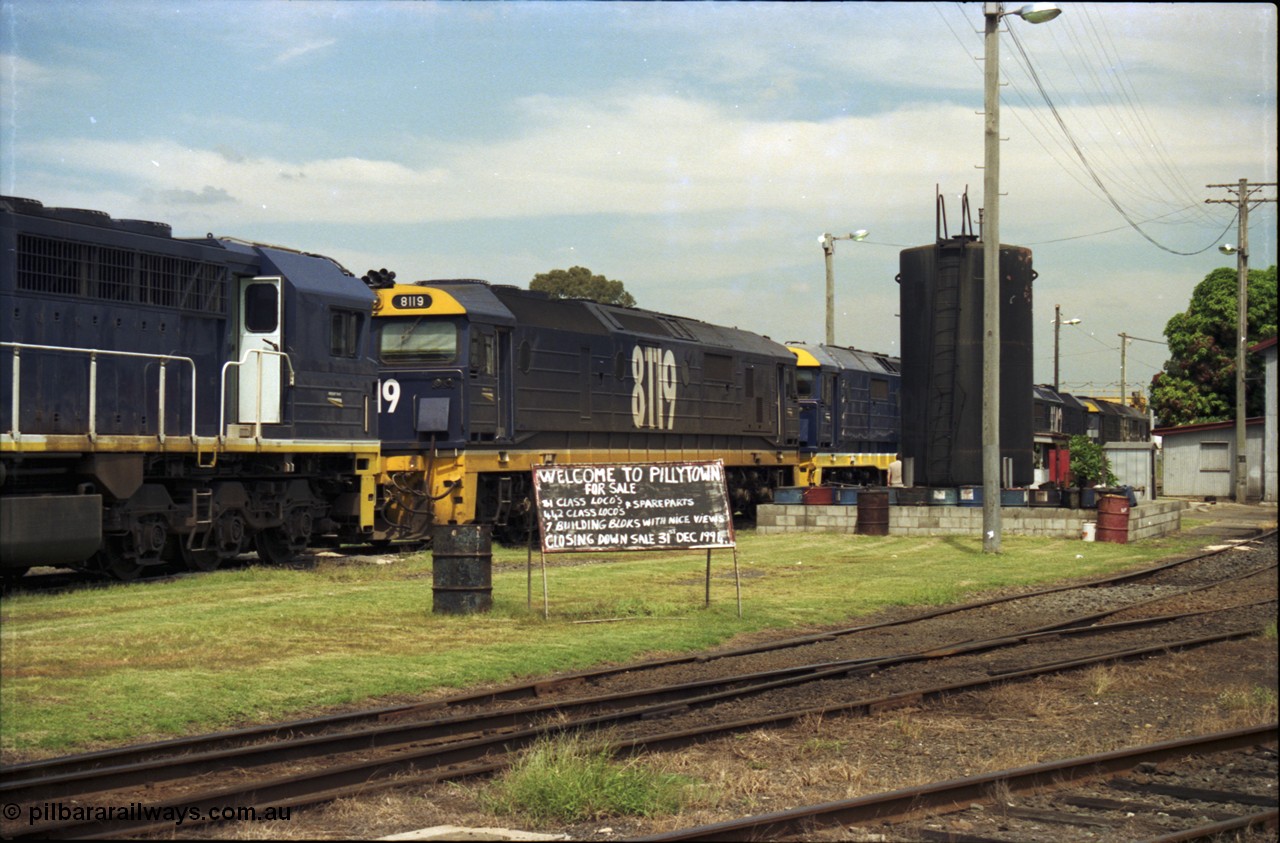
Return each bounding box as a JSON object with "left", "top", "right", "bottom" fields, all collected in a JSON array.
[{"left": 0, "top": 197, "right": 381, "bottom": 579}]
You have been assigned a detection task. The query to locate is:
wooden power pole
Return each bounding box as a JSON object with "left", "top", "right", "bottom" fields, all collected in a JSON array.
[{"left": 1205, "top": 179, "right": 1276, "bottom": 503}]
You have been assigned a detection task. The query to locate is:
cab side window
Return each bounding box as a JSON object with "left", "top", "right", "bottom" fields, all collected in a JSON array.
[{"left": 330, "top": 310, "right": 361, "bottom": 358}]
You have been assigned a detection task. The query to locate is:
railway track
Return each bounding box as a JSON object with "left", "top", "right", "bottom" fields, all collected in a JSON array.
[
  {"left": 7, "top": 532, "right": 1272, "bottom": 780},
  {"left": 635, "top": 723, "right": 1279, "bottom": 842},
  {"left": 1, "top": 535, "right": 1273, "bottom": 839}
]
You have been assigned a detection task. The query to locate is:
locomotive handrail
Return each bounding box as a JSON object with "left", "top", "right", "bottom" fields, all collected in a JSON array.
[
  {"left": 2, "top": 341, "right": 198, "bottom": 444},
  {"left": 218, "top": 348, "right": 296, "bottom": 444}
]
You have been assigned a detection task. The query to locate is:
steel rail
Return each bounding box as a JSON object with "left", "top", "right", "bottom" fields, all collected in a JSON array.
[
  {"left": 1137, "top": 809, "right": 1280, "bottom": 843},
  {"left": 7, "top": 623, "right": 1269, "bottom": 840},
  {"left": 5, "top": 533, "right": 1271, "bottom": 789},
  {"left": 631, "top": 723, "right": 1279, "bottom": 842},
  {"left": 4, "top": 570, "right": 1274, "bottom": 800},
  {"left": 5, "top": 591, "right": 1272, "bottom": 805}
]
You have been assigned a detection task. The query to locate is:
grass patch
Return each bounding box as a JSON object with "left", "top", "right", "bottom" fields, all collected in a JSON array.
[
  {"left": 481, "top": 733, "right": 699, "bottom": 822},
  {"left": 1, "top": 529, "right": 1211, "bottom": 757},
  {"left": 1217, "top": 686, "right": 1279, "bottom": 720}
]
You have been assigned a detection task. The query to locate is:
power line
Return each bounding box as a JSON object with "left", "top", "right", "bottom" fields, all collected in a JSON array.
[
  {"left": 1004, "top": 24, "right": 1236, "bottom": 256},
  {"left": 938, "top": 2, "right": 1244, "bottom": 255},
  {"left": 1021, "top": 204, "right": 1227, "bottom": 245}
]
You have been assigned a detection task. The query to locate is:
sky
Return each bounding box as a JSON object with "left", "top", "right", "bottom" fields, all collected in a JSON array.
[{"left": 2, "top": 1, "right": 1275, "bottom": 399}]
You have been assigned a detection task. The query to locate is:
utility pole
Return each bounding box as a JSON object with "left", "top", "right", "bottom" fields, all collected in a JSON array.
[
  {"left": 1206, "top": 179, "right": 1277, "bottom": 503},
  {"left": 1119, "top": 332, "right": 1128, "bottom": 405},
  {"left": 981, "top": 1, "right": 1059, "bottom": 552},
  {"left": 1055, "top": 305, "right": 1063, "bottom": 392},
  {"left": 1053, "top": 305, "right": 1079, "bottom": 392},
  {"left": 1118, "top": 332, "right": 1165, "bottom": 408},
  {"left": 982, "top": 2, "right": 1003, "bottom": 554}
]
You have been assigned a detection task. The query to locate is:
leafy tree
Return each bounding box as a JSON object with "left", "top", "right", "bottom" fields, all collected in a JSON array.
[
  {"left": 1068, "top": 434, "right": 1117, "bottom": 488},
  {"left": 1148, "top": 265, "right": 1276, "bottom": 426},
  {"left": 530, "top": 266, "right": 636, "bottom": 308}
]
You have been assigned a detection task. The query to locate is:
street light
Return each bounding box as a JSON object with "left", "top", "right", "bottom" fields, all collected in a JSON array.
[
  {"left": 820, "top": 229, "right": 869, "bottom": 346},
  {"left": 1052, "top": 305, "right": 1081, "bottom": 392},
  {"left": 982, "top": 1, "right": 1061, "bottom": 553}
]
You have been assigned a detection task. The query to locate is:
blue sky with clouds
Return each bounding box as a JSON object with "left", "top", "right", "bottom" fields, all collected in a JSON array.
[{"left": 3, "top": 1, "right": 1275, "bottom": 397}]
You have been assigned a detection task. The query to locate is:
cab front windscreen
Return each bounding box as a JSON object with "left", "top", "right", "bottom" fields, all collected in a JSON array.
[{"left": 379, "top": 319, "right": 458, "bottom": 363}]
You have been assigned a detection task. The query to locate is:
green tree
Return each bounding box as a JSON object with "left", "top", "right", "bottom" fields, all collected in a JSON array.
[
  {"left": 530, "top": 266, "right": 637, "bottom": 307},
  {"left": 1148, "top": 265, "right": 1276, "bottom": 426},
  {"left": 1068, "top": 434, "right": 1117, "bottom": 488}
]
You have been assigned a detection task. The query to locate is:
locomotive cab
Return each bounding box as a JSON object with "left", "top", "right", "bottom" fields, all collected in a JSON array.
[
  {"left": 373, "top": 282, "right": 515, "bottom": 452},
  {"left": 219, "top": 243, "right": 380, "bottom": 443},
  {"left": 370, "top": 281, "right": 519, "bottom": 538}
]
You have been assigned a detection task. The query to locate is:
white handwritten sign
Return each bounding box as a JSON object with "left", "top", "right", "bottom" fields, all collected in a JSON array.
[{"left": 532, "top": 461, "right": 735, "bottom": 553}]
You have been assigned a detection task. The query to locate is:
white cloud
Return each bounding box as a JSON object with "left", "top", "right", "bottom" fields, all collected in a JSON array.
[
  {"left": 16, "top": 82, "right": 1266, "bottom": 253},
  {"left": 0, "top": 52, "right": 96, "bottom": 112},
  {"left": 271, "top": 38, "right": 338, "bottom": 67}
]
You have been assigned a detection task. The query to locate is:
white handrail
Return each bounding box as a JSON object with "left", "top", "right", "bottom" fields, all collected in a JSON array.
[
  {"left": 218, "top": 348, "right": 296, "bottom": 443},
  {"left": 2, "top": 341, "right": 198, "bottom": 442}
]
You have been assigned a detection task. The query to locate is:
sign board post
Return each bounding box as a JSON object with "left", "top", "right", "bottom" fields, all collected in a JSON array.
[{"left": 531, "top": 460, "right": 740, "bottom": 619}]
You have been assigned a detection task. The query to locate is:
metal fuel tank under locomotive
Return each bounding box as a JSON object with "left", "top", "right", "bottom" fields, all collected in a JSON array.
[
  {"left": 369, "top": 280, "right": 802, "bottom": 540},
  {"left": 788, "top": 342, "right": 901, "bottom": 485},
  {"left": 1, "top": 197, "right": 380, "bottom": 580},
  {"left": 897, "top": 236, "right": 1034, "bottom": 488}
]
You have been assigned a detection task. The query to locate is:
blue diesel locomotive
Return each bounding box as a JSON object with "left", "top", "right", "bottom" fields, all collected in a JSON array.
[
  {"left": 366, "top": 278, "right": 814, "bottom": 541},
  {"left": 0, "top": 197, "right": 381, "bottom": 579},
  {"left": 788, "top": 342, "right": 902, "bottom": 486}
]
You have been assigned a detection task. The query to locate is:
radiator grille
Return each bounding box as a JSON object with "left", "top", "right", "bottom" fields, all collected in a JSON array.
[{"left": 16, "top": 233, "right": 228, "bottom": 314}]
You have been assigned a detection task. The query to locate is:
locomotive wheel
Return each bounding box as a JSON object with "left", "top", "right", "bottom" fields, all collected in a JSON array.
[
  {"left": 94, "top": 540, "right": 144, "bottom": 581},
  {"left": 179, "top": 543, "right": 221, "bottom": 573},
  {"left": 253, "top": 528, "right": 296, "bottom": 566}
]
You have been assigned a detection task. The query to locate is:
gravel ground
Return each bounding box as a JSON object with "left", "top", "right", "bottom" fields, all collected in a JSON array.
[{"left": 173, "top": 533, "right": 1277, "bottom": 842}]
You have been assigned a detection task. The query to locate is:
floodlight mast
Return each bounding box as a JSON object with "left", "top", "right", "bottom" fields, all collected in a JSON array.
[
  {"left": 820, "top": 229, "right": 869, "bottom": 345},
  {"left": 982, "top": 1, "right": 1060, "bottom": 552}
]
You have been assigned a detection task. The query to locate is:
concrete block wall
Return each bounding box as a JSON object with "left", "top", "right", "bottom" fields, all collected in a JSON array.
[
  {"left": 1127, "top": 500, "right": 1185, "bottom": 541},
  {"left": 757, "top": 500, "right": 1185, "bottom": 541}
]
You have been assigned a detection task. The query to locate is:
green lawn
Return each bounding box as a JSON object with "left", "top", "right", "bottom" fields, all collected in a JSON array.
[{"left": 0, "top": 529, "right": 1209, "bottom": 758}]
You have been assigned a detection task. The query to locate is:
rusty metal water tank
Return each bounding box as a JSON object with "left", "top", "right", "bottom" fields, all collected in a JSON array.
[{"left": 897, "top": 238, "right": 1035, "bottom": 488}]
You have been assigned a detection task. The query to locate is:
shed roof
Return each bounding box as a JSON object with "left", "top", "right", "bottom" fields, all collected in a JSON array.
[{"left": 1152, "top": 417, "right": 1265, "bottom": 437}]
